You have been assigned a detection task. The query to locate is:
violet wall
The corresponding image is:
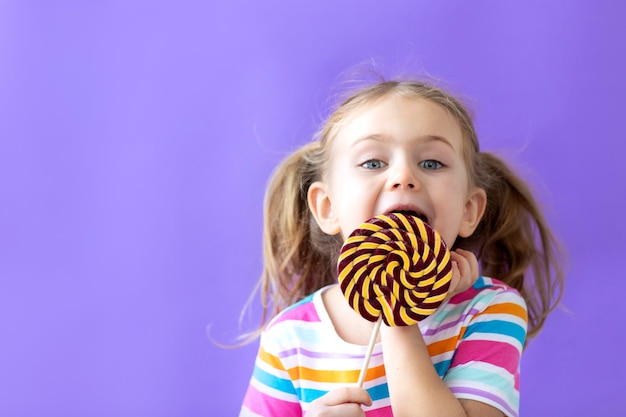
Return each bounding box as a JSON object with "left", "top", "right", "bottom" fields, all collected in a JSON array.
[{"left": 1, "top": 1, "right": 624, "bottom": 416}]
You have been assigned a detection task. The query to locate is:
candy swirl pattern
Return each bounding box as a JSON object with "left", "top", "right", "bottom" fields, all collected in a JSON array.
[{"left": 337, "top": 213, "right": 453, "bottom": 326}]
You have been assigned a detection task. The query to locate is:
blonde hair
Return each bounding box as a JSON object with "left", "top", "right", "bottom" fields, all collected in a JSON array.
[{"left": 250, "top": 80, "right": 564, "bottom": 342}]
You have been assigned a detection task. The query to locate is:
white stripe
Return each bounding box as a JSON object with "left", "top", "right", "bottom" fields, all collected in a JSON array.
[
  {"left": 255, "top": 356, "right": 292, "bottom": 380},
  {"left": 238, "top": 406, "right": 264, "bottom": 417},
  {"left": 295, "top": 355, "right": 367, "bottom": 371},
  {"left": 471, "top": 311, "right": 526, "bottom": 328},
  {"left": 430, "top": 351, "right": 456, "bottom": 366},
  {"left": 446, "top": 361, "right": 518, "bottom": 406}
]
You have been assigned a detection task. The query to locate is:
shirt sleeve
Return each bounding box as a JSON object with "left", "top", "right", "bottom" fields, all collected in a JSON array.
[
  {"left": 239, "top": 329, "right": 302, "bottom": 417},
  {"left": 443, "top": 287, "right": 528, "bottom": 417}
]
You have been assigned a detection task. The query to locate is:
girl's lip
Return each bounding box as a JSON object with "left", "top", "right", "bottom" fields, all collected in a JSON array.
[{"left": 384, "top": 205, "right": 429, "bottom": 223}]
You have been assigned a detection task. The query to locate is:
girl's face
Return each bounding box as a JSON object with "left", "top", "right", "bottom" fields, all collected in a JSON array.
[{"left": 308, "top": 95, "right": 486, "bottom": 247}]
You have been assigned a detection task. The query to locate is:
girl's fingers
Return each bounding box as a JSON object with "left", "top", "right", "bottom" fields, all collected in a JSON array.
[
  {"left": 318, "top": 387, "right": 372, "bottom": 407},
  {"left": 450, "top": 251, "right": 467, "bottom": 280},
  {"left": 305, "top": 387, "right": 372, "bottom": 417},
  {"left": 448, "top": 249, "right": 479, "bottom": 296},
  {"left": 455, "top": 248, "right": 479, "bottom": 280},
  {"left": 448, "top": 260, "right": 462, "bottom": 297}
]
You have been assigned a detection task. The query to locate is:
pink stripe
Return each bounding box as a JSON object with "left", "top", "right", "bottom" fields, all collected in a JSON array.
[
  {"left": 449, "top": 277, "right": 511, "bottom": 305},
  {"left": 422, "top": 306, "right": 481, "bottom": 337},
  {"left": 241, "top": 384, "right": 301, "bottom": 417},
  {"left": 449, "top": 286, "right": 480, "bottom": 303},
  {"left": 365, "top": 405, "right": 392, "bottom": 416},
  {"left": 268, "top": 301, "right": 320, "bottom": 329},
  {"left": 451, "top": 340, "right": 520, "bottom": 375}
]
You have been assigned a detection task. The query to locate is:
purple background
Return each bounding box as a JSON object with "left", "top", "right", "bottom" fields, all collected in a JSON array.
[{"left": 1, "top": 1, "right": 624, "bottom": 416}]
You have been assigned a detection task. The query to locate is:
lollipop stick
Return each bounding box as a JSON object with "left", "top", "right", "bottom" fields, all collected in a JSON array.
[{"left": 357, "top": 315, "right": 383, "bottom": 387}]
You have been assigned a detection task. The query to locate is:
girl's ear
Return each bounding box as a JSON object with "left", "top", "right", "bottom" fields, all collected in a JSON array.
[
  {"left": 308, "top": 181, "right": 341, "bottom": 235},
  {"left": 459, "top": 187, "right": 487, "bottom": 238}
]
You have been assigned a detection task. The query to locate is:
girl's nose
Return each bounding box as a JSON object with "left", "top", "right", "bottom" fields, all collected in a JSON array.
[
  {"left": 390, "top": 163, "right": 419, "bottom": 190},
  {"left": 393, "top": 181, "right": 416, "bottom": 189}
]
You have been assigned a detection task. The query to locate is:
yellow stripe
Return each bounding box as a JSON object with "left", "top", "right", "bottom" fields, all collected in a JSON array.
[
  {"left": 360, "top": 223, "right": 382, "bottom": 233},
  {"left": 359, "top": 241, "right": 381, "bottom": 251},
  {"left": 398, "top": 214, "right": 412, "bottom": 234},
  {"left": 427, "top": 335, "right": 459, "bottom": 357},
  {"left": 351, "top": 291, "right": 361, "bottom": 311},
  {"left": 380, "top": 296, "right": 393, "bottom": 324},
  {"left": 432, "top": 270, "right": 452, "bottom": 290},
  {"left": 364, "top": 299, "right": 379, "bottom": 317},
  {"left": 376, "top": 243, "right": 395, "bottom": 254},
  {"left": 477, "top": 302, "right": 528, "bottom": 322},
  {"left": 416, "top": 220, "right": 428, "bottom": 241},
  {"left": 337, "top": 267, "right": 350, "bottom": 285},
  {"left": 385, "top": 215, "right": 399, "bottom": 229},
  {"left": 399, "top": 307, "right": 418, "bottom": 326},
  {"left": 415, "top": 273, "right": 435, "bottom": 288},
  {"left": 259, "top": 347, "right": 287, "bottom": 371},
  {"left": 289, "top": 362, "right": 389, "bottom": 384},
  {"left": 290, "top": 366, "right": 360, "bottom": 383},
  {"left": 337, "top": 245, "right": 357, "bottom": 264},
  {"left": 341, "top": 265, "right": 363, "bottom": 298},
  {"left": 399, "top": 269, "right": 412, "bottom": 289},
  {"left": 424, "top": 292, "right": 446, "bottom": 303},
  {"left": 389, "top": 228, "right": 403, "bottom": 241},
  {"left": 414, "top": 306, "right": 436, "bottom": 315},
  {"left": 345, "top": 235, "right": 365, "bottom": 246}
]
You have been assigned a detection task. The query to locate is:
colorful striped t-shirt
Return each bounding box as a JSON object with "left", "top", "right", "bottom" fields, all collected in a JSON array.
[{"left": 240, "top": 276, "right": 528, "bottom": 417}]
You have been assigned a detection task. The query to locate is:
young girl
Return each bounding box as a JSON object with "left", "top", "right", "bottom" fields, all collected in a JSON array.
[{"left": 239, "top": 80, "right": 564, "bottom": 417}]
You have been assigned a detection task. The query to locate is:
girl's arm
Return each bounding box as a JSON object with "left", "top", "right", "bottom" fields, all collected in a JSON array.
[
  {"left": 380, "top": 249, "right": 510, "bottom": 417},
  {"left": 381, "top": 324, "right": 504, "bottom": 417}
]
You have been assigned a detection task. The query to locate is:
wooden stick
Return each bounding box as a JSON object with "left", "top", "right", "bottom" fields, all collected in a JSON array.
[{"left": 357, "top": 315, "right": 383, "bottom": 387}]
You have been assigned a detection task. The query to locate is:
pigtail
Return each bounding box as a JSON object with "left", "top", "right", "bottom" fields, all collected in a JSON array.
[
  {"left": 256, "top": 142, "right": 340, "bottom": 330},
  {"left": 458, "top": 152, "right": 565, "bottom": 339}
]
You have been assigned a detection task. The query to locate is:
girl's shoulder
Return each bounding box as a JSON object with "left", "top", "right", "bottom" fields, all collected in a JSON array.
[
  {"left": 259, "top": 285, "right": 341, "bottom": 354},
  {"left": 441, "top": 276, "right": 529, "bottom": 340},
  {"left": 264, "top": 285, "right": 332, "bottom": 333},
  {"left": 451, "top": 276, "right": 527, "bottom": 309},
  {"left": 437, "top": 276, "right": 529, "bottom": 334}
]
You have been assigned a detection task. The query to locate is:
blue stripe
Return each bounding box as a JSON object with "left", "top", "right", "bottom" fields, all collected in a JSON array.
[
  {"left": 282, "top": 293, "right": 315, "bottom": 314},
  {"left": 271, "top": 324, "right": 326, "bottom": 346},
  {"left": 444, "top": 367, "right": 518, "bottom": 406},
  {"left": 300, "top": 387, "right": 327, "bottom": 403},
  {"left": 298, "top": 383, "right": 390, "bottom": 403},
  {"left": 367, "top": 383, "right": 389, "bottom": 401},
  {"left": 253, "top": 364, "right": 297, "bottom": 395},
  {"left": 464, "top": 320, "right": 526, "bottom": 345},
  {"left": 472, "top": 276, "right": 486, "bottom": 289},
  {"left": 433, "top": 358, "right": 452, "bottom": 377}
]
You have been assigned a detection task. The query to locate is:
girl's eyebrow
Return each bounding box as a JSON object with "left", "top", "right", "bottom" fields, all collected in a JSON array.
[{"left": 351, "top": 134, "right": 456, "bottom": 150}]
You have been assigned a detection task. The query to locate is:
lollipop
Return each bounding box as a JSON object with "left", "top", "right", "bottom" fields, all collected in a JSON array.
[{"left": 337, "top": 212, "right": 453, "bottom": 386}]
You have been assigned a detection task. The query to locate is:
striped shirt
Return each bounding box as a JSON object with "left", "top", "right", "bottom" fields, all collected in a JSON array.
[{"left": 240, "top": 276, "right": 528, "bottom": 417}]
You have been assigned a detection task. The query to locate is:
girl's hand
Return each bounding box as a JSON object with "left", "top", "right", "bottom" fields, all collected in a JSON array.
[
  {"left": 447, "top": 248, "right": 479, "bottom": 298},
  {"left": 305, "top": 387, "right": 372, "bottom": 417}
]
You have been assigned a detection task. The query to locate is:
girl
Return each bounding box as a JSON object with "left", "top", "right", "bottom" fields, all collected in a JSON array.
[{"left": 239, "top": 80, "right": 564, "bottom": 417}]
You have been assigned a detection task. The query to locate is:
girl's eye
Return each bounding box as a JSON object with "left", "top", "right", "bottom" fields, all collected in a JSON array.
[
  {"left": 419, "top": 159, "right": 443, "bottom": 170},
  {"left": 361, "top": 159, "right": 387, "bottom": 170}
]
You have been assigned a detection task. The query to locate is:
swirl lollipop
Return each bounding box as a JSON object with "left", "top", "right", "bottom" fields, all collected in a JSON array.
[{"left": 337, "top": 212, "right": 453, "bottom": 386}]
